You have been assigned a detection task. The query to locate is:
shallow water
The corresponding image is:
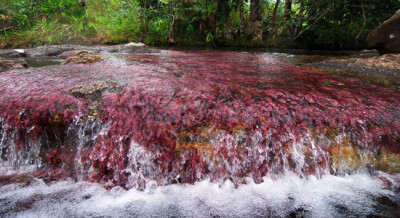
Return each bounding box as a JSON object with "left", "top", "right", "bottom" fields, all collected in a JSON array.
[
  {"left": 25, "top": 57, "right": 64, "bottom": 68},
  {"left": 0, "top": 48, "right": 399, "bottom": 216}
]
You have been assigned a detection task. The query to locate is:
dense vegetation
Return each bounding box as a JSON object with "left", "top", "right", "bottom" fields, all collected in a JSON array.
[{"left": 1, "top": 0, "right": 399, "bottom": 49}]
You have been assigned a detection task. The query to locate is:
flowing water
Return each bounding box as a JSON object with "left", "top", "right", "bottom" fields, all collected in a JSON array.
[{"left": 0, "top": 49, "right": 399, "bottom": 217}]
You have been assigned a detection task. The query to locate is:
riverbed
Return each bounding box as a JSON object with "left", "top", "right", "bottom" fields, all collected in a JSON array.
[{"left": 1, "top": 45, "right": 399, "bottom": 217}]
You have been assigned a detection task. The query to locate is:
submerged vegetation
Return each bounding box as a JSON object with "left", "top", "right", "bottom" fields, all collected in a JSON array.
[{"left": 0, "top": 0, "right": 400, "bottom": 49}]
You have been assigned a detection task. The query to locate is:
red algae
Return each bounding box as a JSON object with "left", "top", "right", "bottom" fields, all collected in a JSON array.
[{"left": 0, "top": 50, "right": 399, "bottom": 189}]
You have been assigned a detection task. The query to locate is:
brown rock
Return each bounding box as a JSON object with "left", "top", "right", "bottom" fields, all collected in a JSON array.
[
  {"left": 0, "top": 57, "right": 29, "bottom": 72},
  {"left": 71, "top": 81, "right": 122, "bottom": 118},
  {"left": 61, "top": 51, "right": 102, "bottom": 65},
  {"left": 44, "top": 45, "right": 75, "bottom": 56},
  {"left": 24, "top": 45, "right": 95, "bottom": 57},
  {"left": 348, "top": 54, "right": 400, "bottom": 71},
  {"left": 307, "top": 52, "right": 400, "bottom": 86},
  {"left": 366, "top": 10, "right": 400, "bottom": 54},
  {"left": 59, "top": 50, "right": 91, "bottom": 59},
  {"left": 71, "top": 81, "right": 112, "bottom": 101}
]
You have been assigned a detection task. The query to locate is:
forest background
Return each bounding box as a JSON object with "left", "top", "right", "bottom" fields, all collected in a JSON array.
[{"left": 1, "top": 0, "right": 399, "bottom": 50}]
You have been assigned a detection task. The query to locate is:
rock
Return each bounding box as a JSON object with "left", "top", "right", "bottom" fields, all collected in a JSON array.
[
  {"left": 71, "top": 81, "right": 122, "bottom": 118},
  {"left": 366, "top": 9, "right": 400, "bottom": 54},
  {"left": 23, "top": 45, "right": 74, "bottom": 57},
  {"left": 71, "top": 81, "right": 120, "bottom": 101},
  {"left": 375, "top": 147, "right": 400, "bottom": 173},
  {"left": 61, "top": 51, "right": 102, "bottom": 65},
  {"left": 307, "top": 52, "right": 400, "bottom": 90},
  {"left": 0, "top": 174, "right": 33, "bottom": 186},
  {"left": 0, "top": 49, "right": 27, "bottom": 58},
  {"left": 59, "top": 50, "right": 92, "bottom": 59},
  {"left": 108, "top": 42, "right": 157, "bottom": 53},
  {"left": 175, "top": 124, "right": 247, "bottom": 158},
  {"left": 331, "top": 145, "right": 363, "bottom": 173},
  {"left": 0, "top": 57, "right": 29, "bottom": 72},
  {"left": 125, "top": 42, "right": 146, "bottom": 47},
  {"left": 25, "top": 45, "right": 99, "bottom": 57},
  {"left": 44, "top": 45, "right": 75, "bottom": 56},
  {"left": 348, "top": 54, "right": 400, "bottom": 72}
]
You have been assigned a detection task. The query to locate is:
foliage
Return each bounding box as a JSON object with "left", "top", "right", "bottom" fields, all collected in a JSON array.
[
  {"left": 295, "top": 0, "right": 400, "bottom": 50},
  {"left": 1, "top": 0, "right": 400, "bottom": 49},
  {"left": 88, "top": 0, "right": 141, "bottom": 44}
]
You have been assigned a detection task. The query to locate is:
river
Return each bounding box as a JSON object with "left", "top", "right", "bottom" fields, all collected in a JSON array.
[{"left": 1, "top": 47, "right": 399, "bottom": 216}]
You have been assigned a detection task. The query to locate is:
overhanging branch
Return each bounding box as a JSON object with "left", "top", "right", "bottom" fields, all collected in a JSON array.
[{"left": 294, "top": 7, "right": 331, "bottom": 40}]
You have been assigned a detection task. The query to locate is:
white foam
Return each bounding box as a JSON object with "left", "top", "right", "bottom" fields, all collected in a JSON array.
[
  {"left": 1, "top": 172, "right": 398, "bottom": 217},
  {"left": 14, "top": 49, "right": 25, "bottom": 54},
  {"left": 0, "top": 162, "right": 37, "bottom": 176}
]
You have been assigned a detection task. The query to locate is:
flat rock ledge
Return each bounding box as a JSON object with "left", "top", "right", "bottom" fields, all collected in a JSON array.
[
  {"left": 61, "top": 51, "right": 102, "bottom": 65},
  {"left": 307, "top": 53, "right": 400, "bottom": 90}
]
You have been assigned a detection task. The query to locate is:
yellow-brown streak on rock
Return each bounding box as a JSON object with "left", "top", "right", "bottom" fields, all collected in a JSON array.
[
  {"left": 174, "top": 125, "right": 400, "bottom": 174},
  {"left": 303, "top": 129, "right": 364, "bottom": 173},
  {"left": 175, "top": 126, "right": 216, "bottom": 158},
  {"left": 175, "top": 124, "right": 248, "bottom": 158},
  {"left": 332, "top": 146, "right": 362, "bottom": 172},
  {"left": 48, "top": 113, "right": 61, "bottom": 125},
  {"left": 375, "top": 147, "right": 400, "bottom": 173},
  {"left": 232, "top": 124, "right": 246, "bottom": 136},
  {"left": 175, "top": 142, "right": 213, "bottom": 154},
  {"left": 305, "top": 127, "right": 400, "bottom": 174}
]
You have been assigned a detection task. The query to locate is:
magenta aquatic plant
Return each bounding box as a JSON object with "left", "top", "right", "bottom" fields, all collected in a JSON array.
[{"left": 0, "top": 50, "right": 399, "bottom": 189}]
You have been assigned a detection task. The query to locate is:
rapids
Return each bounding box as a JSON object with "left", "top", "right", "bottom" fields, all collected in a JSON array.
[
  {"left": 0, "top": 48, "right": 399, "bottom": 216},
  {"left": 1, "top": 164, "right": 399, "bottom": 217}
]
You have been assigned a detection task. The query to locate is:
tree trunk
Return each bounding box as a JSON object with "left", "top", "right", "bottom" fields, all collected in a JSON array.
[
  {"left": 239, "top": 0, "right": 245, "bottom": 34},
  {"left": 294, "top": 0, "right": 304, "bottom": 38},
  {"left": 248, "top": 0, "right": 264, "bottom": 43},
  {"left": 216, "top": 0, "right": 230, "bottom": 23},
  {"left": 271, "top": 0, "right": 281, "bottom": 29},
  {"left": 355, "top": 0, "right": 366, "bottom": 48},
  {"left": 284, "top": 0, "right": 292, "bottom": 18},
  {"left": 168, "top": 1, "right": 175, "bottom": 45},
  {"left": 168, "top": 16, "right": 175, "bottom": 45},
  {"left": 284, "top": 0, "right": 291, "bottom": 12}
]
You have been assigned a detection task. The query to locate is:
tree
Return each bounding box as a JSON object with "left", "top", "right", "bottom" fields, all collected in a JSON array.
[
  {"left": 239, "top": 0, "right": 244, "bottom": 34},
  {"left": 248, "top": 0, "right": 264, "bottom": 42},
  {"left": 293, "top": 0, "right": 304, "bottom": 38},
  {"left": 284, "top": 0, "right": 291, "bottom": 18},
  {"left": 168, "top": 0, "right": 177, "bottom": 45},
  {"left": 271, "top": 0, "right": 280, "bottom": 29}
]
